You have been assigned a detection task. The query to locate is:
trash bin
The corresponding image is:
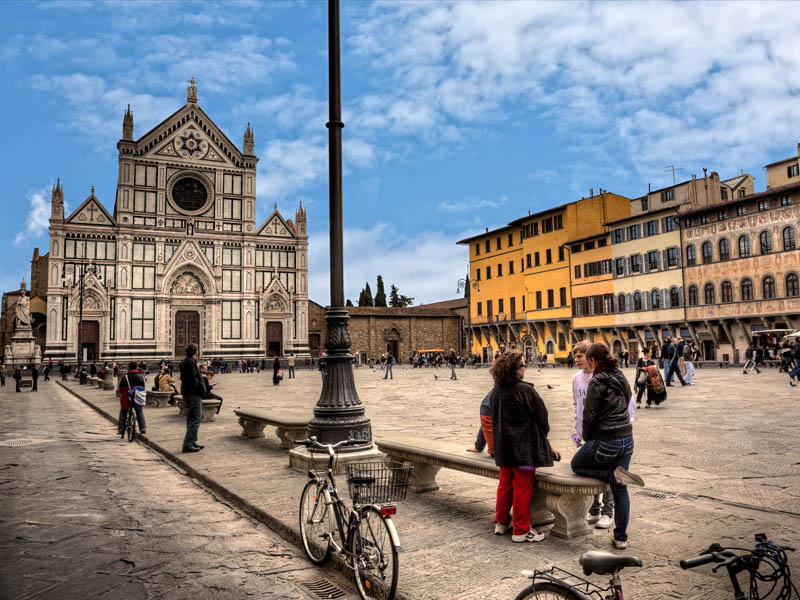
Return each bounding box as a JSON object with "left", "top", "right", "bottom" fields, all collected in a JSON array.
[{"left": 79, "top": 370, "right": 88, "bottom": 385}]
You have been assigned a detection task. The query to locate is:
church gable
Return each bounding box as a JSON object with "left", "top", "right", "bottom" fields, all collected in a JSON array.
[
  {"left": 256, "top": 209, "right": 295, "bottom": 239},
  {"left": 137, "top": 105, "right": 244, "bottom": 168},
  {"left": 66, "top": 192, "right": 115, "bottom": 226}
]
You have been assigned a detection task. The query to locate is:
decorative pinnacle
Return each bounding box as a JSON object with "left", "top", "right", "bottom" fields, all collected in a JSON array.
[
  {"left": 91, "top": 185, "right": 95, "bottom": 195},
  {"left": 187, "top": 77, "right": 198, "bottom": 103}
]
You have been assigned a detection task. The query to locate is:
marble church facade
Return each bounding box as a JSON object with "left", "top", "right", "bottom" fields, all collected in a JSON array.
[{"left": 45, "top": 82, "right": 310, "bottom": 362}]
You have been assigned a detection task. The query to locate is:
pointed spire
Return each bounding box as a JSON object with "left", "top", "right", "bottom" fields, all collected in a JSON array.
[
  {"left": 91, "top": 185, "right": 95, "bottom": 196},
  {"left": 51, "top": 177, "right": 64, "bottom": 221},
  {"left": 122, "top": 104, "right": 134, "bottom": 140},
  {"left": 243, "top": 122, "right": 255, "bottom": 155},
  {"left": 187, "top": 77, "right": 198, "bottom": 103},
  {"left": 274, "top": 202, "right": 278, "bottom": 212}
]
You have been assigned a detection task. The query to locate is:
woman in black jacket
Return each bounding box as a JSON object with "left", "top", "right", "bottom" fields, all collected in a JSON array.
[
  {"left": 272, "top": 356, "right": 281, "bottom": 385},
  {"left": 491, "top": 350, "right": 560, "bottom": 543},
  {"left": 571, "top": 343, "right": 644, "bottom": 549}
]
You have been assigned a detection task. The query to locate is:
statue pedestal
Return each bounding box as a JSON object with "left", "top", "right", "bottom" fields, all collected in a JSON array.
[{"left": 8, "top": 327, "right": 37, "bottom": 366}]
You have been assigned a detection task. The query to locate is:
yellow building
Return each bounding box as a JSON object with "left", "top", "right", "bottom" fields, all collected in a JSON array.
[
  {"left": 765, "top": 143, "right": 800, "bottom": 189},
  {"left": 458, "top": 190, "right": 630, "bottom": 362},
  {"left": 568, "top": 230, "right": 617, "bottom": 350}
]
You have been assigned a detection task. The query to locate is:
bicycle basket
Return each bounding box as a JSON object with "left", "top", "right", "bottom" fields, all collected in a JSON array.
[
  {"left": 533, "top": 566, "right": 608, "bottom": 599},
  {"left": 345, "top": 461, "right": 412, "bottom": 504}
]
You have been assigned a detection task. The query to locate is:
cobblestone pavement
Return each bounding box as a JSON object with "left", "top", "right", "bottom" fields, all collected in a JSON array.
[
  {"left": 20, "top": 364, "right": 800, "bottom": 599},
  {"left": 0, "top": 381, "right": 357, "bottom": 600}
]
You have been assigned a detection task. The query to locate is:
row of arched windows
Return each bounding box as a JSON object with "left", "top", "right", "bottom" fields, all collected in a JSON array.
[
  {"left": 686, "top": 227, "right": 796, "bottom": 265},
  {"left": 616, "top": 287, "right": 683, "bottom": 313},
  {"left": 687, "top": 273, "right": 799, "bottom": 305}
]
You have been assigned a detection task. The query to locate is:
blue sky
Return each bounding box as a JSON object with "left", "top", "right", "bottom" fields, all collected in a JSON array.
[{"left": 2, "top": 1, "right": 799, "bottom": 304}]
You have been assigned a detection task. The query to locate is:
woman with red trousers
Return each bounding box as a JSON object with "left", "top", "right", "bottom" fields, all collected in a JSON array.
[{"left": 491, "top": 350, "right": 560, "bottom": 543}]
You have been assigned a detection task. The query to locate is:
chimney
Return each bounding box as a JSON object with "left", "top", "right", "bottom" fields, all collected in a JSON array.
[
  {"left": 590, "top": 188, "right": 594, "bottom": 197},
  {"left": 648, "top": 183, "right": 651, "bottom": 193}
]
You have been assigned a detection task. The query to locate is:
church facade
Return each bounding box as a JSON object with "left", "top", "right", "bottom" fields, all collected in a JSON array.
[{"left": 45, "top": 82, "right": 310, "bottom": 363}]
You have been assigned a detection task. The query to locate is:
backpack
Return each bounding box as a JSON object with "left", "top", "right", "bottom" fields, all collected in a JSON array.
[
  {"left": 646, "top": 364, "right": 665, "bottom": 395},
  {"left": 683, "top": 344, "right": 694, "bottom": 360},
  {"left": 126, "top": 375, "right": 147, "bottom": 406}
]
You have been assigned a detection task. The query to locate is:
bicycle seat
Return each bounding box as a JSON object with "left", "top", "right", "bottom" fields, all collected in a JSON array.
[
  {"left": 580, "top": 551, "right": 642, "bottom": 575},
  {"left": 349, "top": 476, "right": 376, "bottom": 486}
]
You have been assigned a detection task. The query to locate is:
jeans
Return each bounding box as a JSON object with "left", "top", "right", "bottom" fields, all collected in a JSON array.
[
  {"left": 588, "top": 490, "right": 615, "bottom": 517},
  {"left": 288, "top": 366, "right": 295, "bottom": 378},
  {"left": 384, "top": 364, "right": 393, "bottom": 379},
  {"left": 789, "top": 363, "right": 800, "bottom": 380},
  {"left": 666, "top": 360, "right": 686, "bottom": 385},
  {"left": 571, "top": 436, "right": 634, "bottom": 542},
  {"left": 450, "top": 365, "right": 457, "bottom": 380},
  {"left": 684, "top": 361, "right": 694, "bottom": 384},
  {"left": 182, "top": 395, "right": 202, "bottom": 450},
  {"left": 119, "top": 404, "right": 146, "bottom": 433}
]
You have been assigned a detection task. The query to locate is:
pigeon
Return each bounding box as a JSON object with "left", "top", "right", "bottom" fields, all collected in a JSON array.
[
  {"left": 547, "top": 384, "right": 553, "bottom": 389},
  {"left": 434, "top": 375, "right": 438, "bottom": 380}
]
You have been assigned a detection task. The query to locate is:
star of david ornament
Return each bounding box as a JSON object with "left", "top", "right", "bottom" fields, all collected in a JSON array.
[{"left": 179, "top": 133, "right": 203, "bottom": 157}]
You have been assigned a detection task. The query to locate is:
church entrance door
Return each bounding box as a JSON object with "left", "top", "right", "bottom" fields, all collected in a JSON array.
[
  {"left": 267, "top": 322, "right": 282, "bottom": 357},
  {"left": 80, "top": 320, "right": 99, "bottom": 363},
  {"left": 386, "top": 340, "right": 399, "bottom": 362},
  {"left": 175, "top": 311, "right": 200, "bottom": 357}
]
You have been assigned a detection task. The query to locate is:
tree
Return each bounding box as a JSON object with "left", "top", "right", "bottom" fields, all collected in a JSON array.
[
  {"left": 358, "top": 282, "right": 374, "bottom": 306},
  {"left": 374, "top": 275, "right": 387, "bottom": 307},
  {"left": 345, "top": 299, "right": 353, "bottom": 307},
  {"left": 389, "top": 284, "right": 414, "bottom": 307}
]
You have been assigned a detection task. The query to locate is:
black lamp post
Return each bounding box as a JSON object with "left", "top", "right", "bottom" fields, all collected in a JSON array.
[
  {"left": 306, "top": 0, "right": 372, "bottom": 449},
  {"left": 457, "top": 275, "right": 479, "bottom": 357}
]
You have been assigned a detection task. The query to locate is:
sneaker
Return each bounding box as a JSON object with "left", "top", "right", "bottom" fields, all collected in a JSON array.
[
  {"left": 612, "top": 538, "right": 628, "bottom": 549},
  {"left": 512, "top": 529, "right": 545, "bottom": 543},
  {"left": 586, "top": 512, "right": 600, "bottom": 524},
  {"left": 494, "top": 522, "right": 509, "bottom": 535},
  {"left": 614, "top": 466, "right": 645, "bottom": 487},
  {"left": 596, "top": 515, "right": 613, "bottom": 529}
]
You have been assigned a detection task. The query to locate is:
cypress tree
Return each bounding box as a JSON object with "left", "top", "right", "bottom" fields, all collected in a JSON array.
[{"left": 374, "top": 275, "right": 387, "bottom": 307}]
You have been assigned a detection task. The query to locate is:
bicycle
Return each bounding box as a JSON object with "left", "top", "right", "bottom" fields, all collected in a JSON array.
[
  {"left": 295, "top": 437, "right": 412, "bottom": 600},
  {"left": 122, "top": 408, "right": 136, "bottom": 443},
  {"left": 680, "top": 533, "right": 798, "bottom": 599}
]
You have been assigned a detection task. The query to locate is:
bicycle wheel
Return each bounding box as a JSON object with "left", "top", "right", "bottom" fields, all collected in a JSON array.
[
  {"left": 299, "top": 480, "right": 332, "bottom": 565},
  {"left": 126, "top": 409, "right": 136, "bottom": 442},
  {"left": 350, "top": 506, "right": 398, "bottom": 600},
  {"left": 514, "top": 581, "right": 580, "bottom": 600}
]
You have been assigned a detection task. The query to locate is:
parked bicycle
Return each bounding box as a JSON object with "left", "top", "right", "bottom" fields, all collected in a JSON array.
[
  {"left": 514, "top": 533, "right": 797, "bottom": 599},
  {"left": 295, "top": 437, "right": 412, "bottom": 600},
  {"left": 680, "top": 533, "right": 798, "bottom": 600}
]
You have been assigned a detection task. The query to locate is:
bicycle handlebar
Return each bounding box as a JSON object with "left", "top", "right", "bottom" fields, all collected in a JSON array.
[
  {"left": 680, "top": 553, "right": 719, "bottom": 570},
  {"left": 294, "top": 436, "right": 358, "bottom": 451}
]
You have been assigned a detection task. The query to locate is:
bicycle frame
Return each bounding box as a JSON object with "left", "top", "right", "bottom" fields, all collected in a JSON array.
[{"left": 524, "top": 567, "right": 624, "bottom": 600}]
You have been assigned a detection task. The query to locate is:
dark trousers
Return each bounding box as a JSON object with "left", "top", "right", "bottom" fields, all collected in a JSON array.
[
  {"left": 666, "top": 360, "right": 685, "bottom": 385},
  {"left": 118, "top": 405, "right": 146, "bottom": 433},
  {"left": 571, "top": 436, "right": 634, "bottom": 542},
  {"left": 182, "top": 395, "right": 202, "bottom": 450},
  {"left": 32, "top": 377, "right": 38, "bottom": 391},
  {"left": 206, "top": 392, "right": 223, "bottom": 414},
  {"left": 288, "top": 366, "right": 295, "bottom": 378}
]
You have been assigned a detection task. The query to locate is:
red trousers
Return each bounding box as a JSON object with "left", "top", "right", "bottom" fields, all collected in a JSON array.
[
  {"left": 480, "top": 415, "right": 494, "bottom": 455},
  {"left": 495, "top": 466, "right": 535, "bottom": 535}
]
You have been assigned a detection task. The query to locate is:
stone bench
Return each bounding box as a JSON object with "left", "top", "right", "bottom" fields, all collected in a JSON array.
[
  {"left": 174, "top": 395, "right": 221, "bottom": 422},
  {"left": 146, "top": 390, "right": 173, "bottom": 408},
  {"left": 89, "top": 376, "right": 103, "bottom": 388},
  {"left": 375, "top": 436, "right": 608, "bottom": 539},
  {"left": 233, "top": 409, "right": 309, "bottom": 449}
]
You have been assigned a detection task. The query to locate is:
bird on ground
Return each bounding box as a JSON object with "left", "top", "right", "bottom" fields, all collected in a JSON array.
[
  {"left": 546, "top": 384, "right": 553, "bottom": 389},
  {"left": 434, "top": 375, "right": 438, "bottom": 380}
]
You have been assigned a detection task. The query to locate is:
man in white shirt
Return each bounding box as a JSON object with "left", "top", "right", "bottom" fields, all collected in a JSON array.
[{"left": 572, "top": 340, "right": 635, "bottom": 530}]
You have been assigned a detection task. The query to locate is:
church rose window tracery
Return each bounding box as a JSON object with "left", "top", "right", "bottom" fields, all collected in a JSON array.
[{"left": 172, "top": 176, "right": 208, "bottom": 211}]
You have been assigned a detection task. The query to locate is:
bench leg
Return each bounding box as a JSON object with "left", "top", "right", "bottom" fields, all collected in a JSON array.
[
  {"left": 545, "top": 492, "right": 593, "bottom": 539},
  {"left": 201, "top": 405, "right": 217, "bottom": 422},
  {"left": 276, "top": 427, "right": 306, "bottom": 449},
  {"left": 530, "top": 488, "right": 555, "bottom": 528},
  {"left": 177, "top": 401, "right": 186, "bottom": 417},
  {"left": 146, "top": 398, "right": 160, "bottom": 408},
  {"left": 238, "top": 417, "right": 267, "bottom": 439},
  {"left": 410, "top": 463, "right": 441, "bottom": 493}
]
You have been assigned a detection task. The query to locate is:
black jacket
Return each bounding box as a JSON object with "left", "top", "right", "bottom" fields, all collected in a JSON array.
[
  {"left": 490, "top": 381, "right": 553, "bottom": 468},
  {"left": 582, "top": 368, "right": 633, "bottom": 441},
  {"left": 180, "top": 356, "right": 204, "bottom": 396}
]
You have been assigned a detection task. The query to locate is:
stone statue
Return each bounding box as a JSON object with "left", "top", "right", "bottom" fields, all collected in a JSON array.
[
  {"left": 16, "top": 292, "right": 31, "bottom": 328},
  {"left": 5, "top": 344, "right": 11, "bottom": 358}
]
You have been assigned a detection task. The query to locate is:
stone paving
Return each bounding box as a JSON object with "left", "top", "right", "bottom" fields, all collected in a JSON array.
[{"left": 56, "top": 364, "right": 800, "bottom": 599}]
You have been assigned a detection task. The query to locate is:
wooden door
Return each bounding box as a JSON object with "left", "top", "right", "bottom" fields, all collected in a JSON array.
[
  {"left": 174, "top": 311, "right": 200, "bottom": 357},
  {"left": 309, "top": 333, "right": 321, "bottom": 357},
  {"left": 80, "top": 320, "right": 99, "bottom": 362},
  {"left": 267, "top": 321, "right": 282, "bottom": 357}
]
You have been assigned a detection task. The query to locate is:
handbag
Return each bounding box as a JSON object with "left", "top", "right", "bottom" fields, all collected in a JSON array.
[{"left": 637, "top": 370, "right": 648, "bottom": 386}]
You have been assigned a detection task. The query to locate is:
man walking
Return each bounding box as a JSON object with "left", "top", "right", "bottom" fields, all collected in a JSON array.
[
  {"left": 742, "top": 343, "right": 760, "bottom": 374},
  {"left": 660, "top": 337, "right": 672, "bottom": 382},
  {"left": 384, "top": 352, "right": 393, "bottom": 380},
  {"left": 665, "top": 338, "right": 687, "bottom": 386},
  {"left": 31, "top": 364, "right": 39, "bottom": 392},
  {"left": 448, "top": 349, "right": 458, "bottom": 380},
  {"left": 683, "top": 341, "right": 697, "bottom": 385},
  {"left": 180, "top": 343, "right": 205, "bottom": 453}
]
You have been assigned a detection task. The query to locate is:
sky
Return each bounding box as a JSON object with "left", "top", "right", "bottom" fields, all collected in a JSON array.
[{"left": 1, "top": 0, "right": 799, "bottom": 305}]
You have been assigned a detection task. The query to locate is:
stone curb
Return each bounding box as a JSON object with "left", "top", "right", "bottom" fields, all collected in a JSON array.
[{"left": 56, "top": 380, "right": 405, "bottom": 598}]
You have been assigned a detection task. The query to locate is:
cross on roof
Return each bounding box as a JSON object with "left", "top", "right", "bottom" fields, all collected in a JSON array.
[
  {"left": 188, "top": 77, "right": 197, "bottom": 86},
  {"left": 86, "top": 203, "right": 98, "bottom": 221}
]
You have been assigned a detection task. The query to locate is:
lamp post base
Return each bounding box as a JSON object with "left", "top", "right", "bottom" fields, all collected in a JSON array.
[{"left": 289, "top": 444, "right": 383, "bottom": 474}]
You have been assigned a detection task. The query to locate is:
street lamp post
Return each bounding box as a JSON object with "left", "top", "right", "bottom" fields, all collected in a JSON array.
[
  {"left": 457, "top": 275, "right": 479, "bottom": 359},
  {"left": 305, "top": 0, "right": 372, "bottom": 449}
]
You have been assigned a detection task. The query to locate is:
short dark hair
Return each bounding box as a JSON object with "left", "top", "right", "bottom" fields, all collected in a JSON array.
[
  {"left": 186, "top": 343, "right": 197, "bottom": 356},
  {"left": 490, "top": 350, "right": 525, "bottom": 387},
  {"left": 128, "top": 361, "right": 137, "bottom": 370}
]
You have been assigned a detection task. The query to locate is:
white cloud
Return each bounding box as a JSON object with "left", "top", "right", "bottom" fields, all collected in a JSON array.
[
  {"left": 308, "top": 224, "right": 469, "bottom": 305},
  {"left": 15, "top": 186, "right": 52, "bottom": 246},
  {"left": 439, "top": 195, "right": 507, "bottom": 213},
  {"left": 257, "top": 136, "right": 328, "bottom": 200}
]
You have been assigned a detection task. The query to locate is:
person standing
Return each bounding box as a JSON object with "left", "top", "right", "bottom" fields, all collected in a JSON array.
[
  {"left": 180, "top": 343, "right": 205, "bottom": 453},
  {"left": 634, "top": 348, "right": 663, "bottom": 408},
  {"left": 448, "top": 350, "right": 458, "bottom": 380},
  {"left": 491, "top": 350, "right": 560, "bottom": 543},
  {"left": 272, "top": 356, "right": 281, "bottom": 386},
  {"left": 665, "top": 338, "right": 687, "bottom": 386},
  {"left": 571, "top": 342, "right": 645, "bottom": 549},
  {"left": 0, "top": 363, "right": 5, "bottom": 387},
  {"left": 31, "top": 364, "right": 39, "bottom": 392},
  {"left": 43, "top": 363, "right": 50, "bottom": 382},
  {"left": 287, "top": 353, "right": 296, "bottom": 379},
  {"left": 623, "top": 350, "right": 630, "bottom": 368},
  {"left": 13, "top": 366, "right": 21, "bottom": 392},
  {"left": 384, "top": 352, "right": 393, "bottom": 380},
  {"left": 683, "top": 341, "right": 696, "bottom": 385},
  {"left": 660, "top": 337, "right": 672, "bottom": 381}
]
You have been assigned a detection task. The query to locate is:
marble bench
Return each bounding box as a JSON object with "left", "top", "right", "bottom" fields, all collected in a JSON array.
[
  {"left": 233, "top": 409, "right": 309, "bottom": 449},
  {"left": 88, "top": 376, "right": 103, "bottom": 388},
  {"left": 146, "top": 390, "right": 173, "bottom": 408},
  {"left": 174, "top": 395, "right": 221, "bottom": 422},
  {"left": 375, "top": 436, "right": 608, "bottom": 539}
]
